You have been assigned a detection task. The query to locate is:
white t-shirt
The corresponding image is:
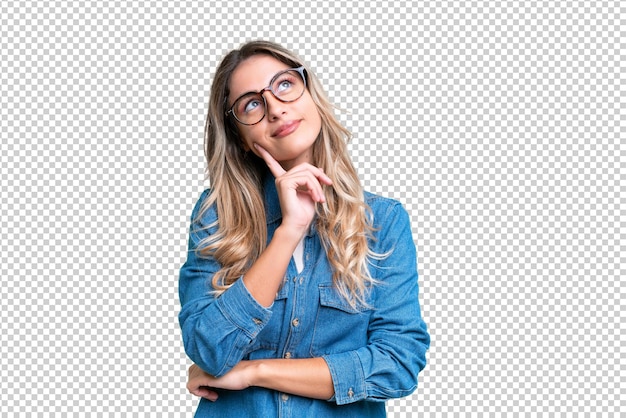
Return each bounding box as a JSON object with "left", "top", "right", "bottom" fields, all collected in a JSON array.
[{"left": 293, "top": 237, "right": 305, "bottom": 273}]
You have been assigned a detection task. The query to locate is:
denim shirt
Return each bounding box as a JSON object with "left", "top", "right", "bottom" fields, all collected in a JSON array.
[{"left": 179, "top": 174, "right": 430, "bottom": 417}]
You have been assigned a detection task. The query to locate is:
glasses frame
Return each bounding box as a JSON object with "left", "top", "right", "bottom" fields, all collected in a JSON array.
[{"left": 225, "top": 66, "right": 307, "bottom": 126}]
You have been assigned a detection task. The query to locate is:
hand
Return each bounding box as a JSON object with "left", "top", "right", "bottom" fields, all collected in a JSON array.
[
  {"left": 187, "top": 364, "right": 219, "bottom": 401},
  {"left": 254, "top": 144, "right": 332, "bottom": 234},
  {"left": 187, "top": 362, "right": 257, "bottom": 401}
]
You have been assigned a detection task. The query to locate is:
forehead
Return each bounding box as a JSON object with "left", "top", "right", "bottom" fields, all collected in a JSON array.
[{"left": 229, "top": 55, "right": 292, "bottom": 99}]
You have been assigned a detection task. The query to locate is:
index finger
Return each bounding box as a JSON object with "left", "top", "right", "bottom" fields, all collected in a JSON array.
[{"left": 253, "top": 143, "right": 286, "bottom": 177}]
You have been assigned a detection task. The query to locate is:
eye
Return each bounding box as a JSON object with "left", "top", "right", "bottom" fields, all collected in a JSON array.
[
  {"left": 274, "top": 75, "right": 296, "bottom": 93},
  {"left": 244, "top": 99, "right": 261, "bottom": 113},
  {"left": 237, "top": 95, "right": 263, "bottom": 114}
]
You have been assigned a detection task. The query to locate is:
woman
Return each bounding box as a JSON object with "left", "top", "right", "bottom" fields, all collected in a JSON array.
[{"left": 178, "top": 40, "right": 430, "bottom": 417}]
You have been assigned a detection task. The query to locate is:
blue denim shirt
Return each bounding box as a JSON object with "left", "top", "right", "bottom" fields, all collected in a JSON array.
[{"left": 179, "top": 174, "right": 430, "bottom": 417}]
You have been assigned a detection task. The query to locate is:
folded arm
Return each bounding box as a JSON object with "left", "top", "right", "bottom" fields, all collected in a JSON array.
[{"left": 188, "top": 357, "right": 334, "bottom": 401}]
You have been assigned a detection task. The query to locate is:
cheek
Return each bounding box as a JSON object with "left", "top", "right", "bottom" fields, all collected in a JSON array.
[
  {"left": 238, "top": 128, "right": 260, "bottom": 150},
  {"left": 303, "top": 98, "right": 322, "bottom": 129},
  {"left": 310, "top": 106, "right": 322, "bottom": 134}
]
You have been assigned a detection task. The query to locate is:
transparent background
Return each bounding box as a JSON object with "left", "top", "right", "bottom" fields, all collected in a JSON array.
[{"left": 1, "top": 0, "right": 622, "bottom": 416}]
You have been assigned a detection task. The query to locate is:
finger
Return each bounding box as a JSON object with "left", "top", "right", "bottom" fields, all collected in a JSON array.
[
  {"left": 188, "top": 376, "right": 218, "bottom": 400},
  {"left": 253, "top": 143, "right": 286, "bottom": 177},
  {"left": 278, "top": 172, "right": 327, "bottom": 203},
  {"left": 285, "top": 163, "right": 333, "bottom": 186},
  {"left": 277, "top": 172, "right": 321, "bottom": 200},
  {"left": 190, "top": 386, "right": 219, "bottom": 402},
  {"left": 316, "top": 170, "right": 332, "bottom": 186}
]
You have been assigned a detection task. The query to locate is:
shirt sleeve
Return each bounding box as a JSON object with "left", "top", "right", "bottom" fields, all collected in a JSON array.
[
  {"left": 322, "top": 201, "right": 430, "bottom": 405},
  {"left": 178, "top": 189, "right": 273, "bottom": 377}
]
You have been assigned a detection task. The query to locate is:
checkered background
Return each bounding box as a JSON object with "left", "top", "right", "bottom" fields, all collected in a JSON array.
[{"left": 1, "top": 0, "right": 621, "bottom": 416}]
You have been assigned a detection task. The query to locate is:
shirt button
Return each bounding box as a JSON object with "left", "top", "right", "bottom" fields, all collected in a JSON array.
[
  {"left": 252, "top": 318, "right": 262, "bottom": 325},
  {"left": 281, "top": 393, "right": 289, "bottom": 401},
  {"left": 348, "top": 388, "right": 354, "bottom": 398},
  {"left": 291, "top": 318, "right": 299, "bottom": 327},
  {"left": 284, "top": 352, "right": 292, "bottom": 359}
]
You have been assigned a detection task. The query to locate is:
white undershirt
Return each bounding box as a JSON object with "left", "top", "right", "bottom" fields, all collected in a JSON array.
[{"left": 293, "top": 237, "right": 305, "bottom": 273}]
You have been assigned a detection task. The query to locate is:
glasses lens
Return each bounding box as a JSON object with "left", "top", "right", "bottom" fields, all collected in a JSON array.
[
  {"left": 233, "top": 93, "right": 265, "bottom": 125},
  {"left": 271, "top": 69, "right": 305, "bottom": 102},
  {"left": 231, "top": 69, "right": 306, "bottom": 125}
]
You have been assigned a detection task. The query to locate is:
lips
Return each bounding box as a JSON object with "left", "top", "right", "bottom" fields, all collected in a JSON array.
[{"left": 272, "top": 120, "right": 301, "bottom": 138}]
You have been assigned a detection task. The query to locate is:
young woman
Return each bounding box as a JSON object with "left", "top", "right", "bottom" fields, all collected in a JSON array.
[{"left": 178, "top": 40, "right": 430, "bottom": 417}]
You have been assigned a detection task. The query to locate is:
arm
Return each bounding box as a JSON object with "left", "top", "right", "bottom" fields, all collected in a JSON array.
[
  {"left": 187, "top": 202, "right": 429, "bottom": 405},
  {"left": 244, "top": 143, "right": 332, "bottom": 306},
  {"left": 188, "top": 357, "right": 334, "bottom": 401},
  {"left": 178, "top": 192, "right": 274, "bottom": 377},
  {"left": 254, "top": 358, "right": 334, "bottom": 399},
  {"left": 322, "top": 202, "right": 430, "bottom": 404},
  {"left": 179, "top": 144, "right": 332, "bottom": 376}
]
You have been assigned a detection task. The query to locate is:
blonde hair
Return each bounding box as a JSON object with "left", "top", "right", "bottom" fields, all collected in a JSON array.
[{"left": 197, "top": 40, "right": 380, "bottom": 307}]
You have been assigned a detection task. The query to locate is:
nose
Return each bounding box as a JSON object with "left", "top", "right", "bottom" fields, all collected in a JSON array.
[{"left": 262, "top": 90, "right": 287, "bottom": 120}]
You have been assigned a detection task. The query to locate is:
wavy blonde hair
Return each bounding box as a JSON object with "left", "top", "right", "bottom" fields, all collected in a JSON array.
[{"left": 197, "top": 40, "right": 380, "bottom": 307}]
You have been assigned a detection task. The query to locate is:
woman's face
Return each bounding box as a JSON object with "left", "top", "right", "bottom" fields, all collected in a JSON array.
[{"left": 227, "top": 54, "right": 322, "bottom": 171}]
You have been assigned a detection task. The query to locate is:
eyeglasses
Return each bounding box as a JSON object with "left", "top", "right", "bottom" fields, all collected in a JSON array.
[{"left": 226, "top": 66, "right": 307, "bottom": 125}]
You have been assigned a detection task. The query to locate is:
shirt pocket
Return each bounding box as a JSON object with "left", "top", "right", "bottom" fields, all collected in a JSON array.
[
  {"left": 244, "top": 285, "right": 289, "bottom": 360},
  {"left": 309, "top": 285, "right": 371, "bottom": 357}
]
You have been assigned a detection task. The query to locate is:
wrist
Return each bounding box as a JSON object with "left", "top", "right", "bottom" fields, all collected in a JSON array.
[
  {"left": 274, "top": 223, "right": 307, "bottom": 244},
  {"left": 247, "top": 360, "right": 267, "bottom": 388}
]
